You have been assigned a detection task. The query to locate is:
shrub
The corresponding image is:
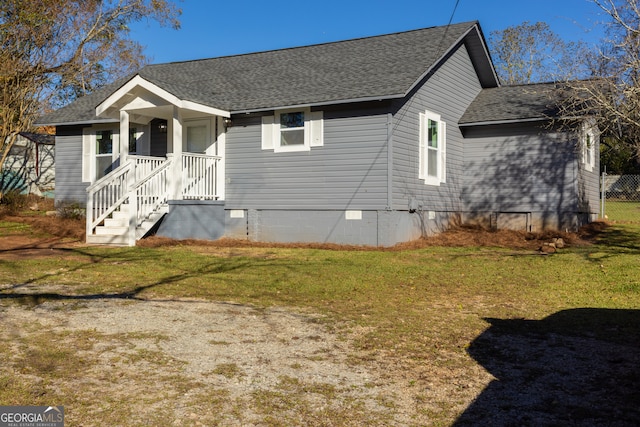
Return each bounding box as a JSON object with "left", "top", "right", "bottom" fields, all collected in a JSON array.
[
  {"left": 56, "top": 202, "right": 85, "bottom": 220},
  {"left": 0, "top": 191, "right": 30, "bottom": 215}
]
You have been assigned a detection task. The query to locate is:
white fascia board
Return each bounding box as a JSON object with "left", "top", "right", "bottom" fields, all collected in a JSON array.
[{"left": 96, "top": 75, "right": 230, "bottom": 118}]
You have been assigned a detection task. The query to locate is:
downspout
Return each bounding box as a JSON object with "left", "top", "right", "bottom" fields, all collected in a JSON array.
[
  {"left": 381, "top": 112, "right": 394, "bottom": 247},
  {"left": 386, "top": 112, "right": 393, "bottom": 210}
]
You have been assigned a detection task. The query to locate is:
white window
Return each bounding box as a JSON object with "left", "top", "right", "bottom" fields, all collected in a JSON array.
[
  {"left": 262, "top": 108, "right": 323, "bottom": 152},
  {"left": 82, "top": 126, "right": 120, "bottom": 182},
  {"left": 419, "top": 110, "right": 446, "bottom": 185},
  {"left": 582, "top": 121, "right": 597, "bottom": 172},
  {"left": 95, "top": 130, "right": 114, "bottom": 179}
]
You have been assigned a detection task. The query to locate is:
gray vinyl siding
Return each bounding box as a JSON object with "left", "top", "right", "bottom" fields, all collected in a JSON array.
[
  {"left": 577, "top": 139, "right": 600, "bottom": 215},
  {"left": 391, "top": 43, "right": 482, "bottom": 211},
  {"left": 462, "top": 123, "right": 580, "bottom": 229},
  {"left": 224, "top": 108, "right": 389, "bottom": 210},
  {"left": 55, "top": 125, "right": 88, "bottom": 206}
]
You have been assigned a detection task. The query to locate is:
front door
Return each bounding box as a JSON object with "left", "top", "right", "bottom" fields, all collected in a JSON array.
[{"left": 184, "top": 119, "right": 210, "bottom": 154}]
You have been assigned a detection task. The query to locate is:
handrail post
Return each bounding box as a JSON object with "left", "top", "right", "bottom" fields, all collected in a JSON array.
[
  {"left": 127, "top": 158, "right": 137, "bottom": 246},
  {"left": 86, "top": 191, "right": 94, "bottom": 239}
]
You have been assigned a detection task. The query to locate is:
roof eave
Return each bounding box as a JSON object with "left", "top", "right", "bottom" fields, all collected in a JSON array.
[
  {"left": 229, "top": 93, "right": 402, "bottom": 115},
  {"left": 459, "top": 117, "right": 550, "bottom": 127},
  {"left": 34, "top": 118, "right": 119, "bottom": 127},
  {"left": 404, "top": 23, "right": 499, "bottom": 97}
]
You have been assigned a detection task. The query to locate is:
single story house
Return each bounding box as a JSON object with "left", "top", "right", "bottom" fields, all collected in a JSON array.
[
  {"left": 1, "top": 132, "right": 55, "bottom": 197},
  {"left": 36, "top": 21, "right": 600, "bottom": 246}
]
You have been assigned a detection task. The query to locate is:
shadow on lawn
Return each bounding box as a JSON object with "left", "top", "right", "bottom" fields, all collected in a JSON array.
[
  {"left": 580, "top": 221, "right": 640, "bottom": 254},
  {"left": 0, "top": 246, "right": 255, "bottom": 306},
  {"left": 455, "top": 308, "right": 640, "bottom": 426}
]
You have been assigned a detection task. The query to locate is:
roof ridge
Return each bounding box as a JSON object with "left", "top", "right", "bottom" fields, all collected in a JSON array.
[{"left": 146, "top": 21, "right": 479, "bottom": 67}]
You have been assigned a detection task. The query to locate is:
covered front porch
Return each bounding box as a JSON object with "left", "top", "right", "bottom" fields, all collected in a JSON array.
[{"left": 86, "top": 76, "right": 230, "bottom": 246}]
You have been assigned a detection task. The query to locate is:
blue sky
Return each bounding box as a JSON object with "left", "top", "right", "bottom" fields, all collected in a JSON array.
[{"left": 130, "top": 0, "right": 608, "bottom": 64}]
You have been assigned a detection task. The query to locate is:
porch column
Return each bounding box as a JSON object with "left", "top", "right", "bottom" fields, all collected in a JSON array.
[
  {"left": 170, "top": 106, "right": 183, "bottom": 200},
  {"left": 216, "top": 116, "right": 226, "bottom": 200},
  {"left": 119, "top": 110, "right": 129, "bottom": 165}
]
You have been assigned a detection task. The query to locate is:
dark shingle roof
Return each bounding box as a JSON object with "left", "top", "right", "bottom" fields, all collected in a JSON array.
[
  {"left": 36, "top": 78, "right": 131, "bottom": 126},
  {"left": 459, "top": 82, "right": 562, "bottom": 125},
  {"left": 19, "top": 132, "right": 55, "bottom": 145},
  {"left": 39, "top": 21, "right": 486, "bottom": 125}
]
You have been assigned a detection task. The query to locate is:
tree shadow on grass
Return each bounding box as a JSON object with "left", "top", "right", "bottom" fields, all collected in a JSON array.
[
  {"left": 0, "top": 246, "right": 257, "bottom": 307},
  {"left": 455, "top": 308, "right": 640, "bottom": 426},
  {"left": 580, "top": 221, "right": 640, "bottom": 254}
]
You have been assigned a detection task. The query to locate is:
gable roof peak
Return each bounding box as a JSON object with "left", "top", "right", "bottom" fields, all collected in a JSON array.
[
  {"left": 37, "top": 20, "right": 497, "bottom": 125},
  {"left": 149, "top": 21, "right": 481, "bottom": 67}
]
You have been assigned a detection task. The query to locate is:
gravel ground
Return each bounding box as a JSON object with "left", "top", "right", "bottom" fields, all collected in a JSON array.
[
  {"left": 3, "top": 288, "right": 639, "bottom": 426},
  {"left": 1, "top": 294, "right": 422, "bottom": 426}
]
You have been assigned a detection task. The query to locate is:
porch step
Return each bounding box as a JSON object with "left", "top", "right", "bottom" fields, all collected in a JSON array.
[
  {"left": 136, "top": 211, "right": 167, "bottom": 239},
  {"left": 86, "top": 234, "right": 131, "bottom": 246},
  {"left": 95, "top": 225, "right": 129, "bottom": 235},
  {"left": 87, "top": 203, "right": 169, "bottom": 246},
  {"left": 111, "top": 211, "right": 130, "bottom": 221},
  {"left": 104, "top": 217, "right": 127, "bottom": 228}
]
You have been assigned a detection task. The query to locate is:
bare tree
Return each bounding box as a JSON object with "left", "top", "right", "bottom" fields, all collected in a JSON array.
[
  {"left": 559, "top": 0, "right": 640, "bottom": 166},
  {"left": 0, "top": 0, "right": 181, "bottom": 196},
  {"left": 490, "top": 21, "right": 588, "bottom": 85}
]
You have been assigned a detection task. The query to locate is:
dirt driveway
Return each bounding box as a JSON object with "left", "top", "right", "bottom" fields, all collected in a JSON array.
[{"left": 2, "top": 292, "right": 418, "bottom": 426}]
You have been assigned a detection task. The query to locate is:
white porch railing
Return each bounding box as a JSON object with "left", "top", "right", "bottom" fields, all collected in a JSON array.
[
  {"left": 130, "top": 155, "right": 167, "bottom": 182},
  {"left": 86, "top": 153, "right": 222, "bottom": 244},
  {"left": 86, "top": 161, "right": 133, "bottom": 238},
  {"left": 135, "top": 160, "right": 171, "bottom": 225},
  {"left": 182, "top": 152, "right": 222, "bottom": 200}
]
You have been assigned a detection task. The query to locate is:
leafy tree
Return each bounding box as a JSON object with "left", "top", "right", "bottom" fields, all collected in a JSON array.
[{"left": 0, "top": 0, "right": 181, "bottom": 196}]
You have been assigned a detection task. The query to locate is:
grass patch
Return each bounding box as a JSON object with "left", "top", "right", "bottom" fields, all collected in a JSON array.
[
  {"left": 210, "top": 363, "right": 244, "bottom": 379},
  {"left": 1, "top": 219, "right": 640, "bottom": 425},
  {"left": 604, "top": 200, "right": 640, "bottom": 223}
]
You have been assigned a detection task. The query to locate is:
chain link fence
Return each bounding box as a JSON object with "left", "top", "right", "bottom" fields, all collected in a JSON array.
[{"left": 601, "top": 174, "right": 640, "bottom": 222}]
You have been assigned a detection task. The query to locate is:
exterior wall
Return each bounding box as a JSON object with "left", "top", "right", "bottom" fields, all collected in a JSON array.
[
  {"left": 391, "top": 43, "right": 483, "bottom": 229},
  {"left": 156, "top": 200, "right": 225, "bottom": 240},
  {"left": 221, "top": 208, "right": 452, "bottom": 246},
  {"left": 1, "top": 136, "right": 54, "bottom": 197},
  {"left": 149, "top": 118, "right": 168, "bottom": 157},
  {"left": 55, "top": 125, "right": 89, "bottom": 206},
  {"left": 224, "top": 103, "right": 391, "bottom": 211},
  {"left": 576, "top": 135, "right": 601, "bottom": 220},
  {"left": 461, "top": 123, "right": 583, "bottom": 231}
]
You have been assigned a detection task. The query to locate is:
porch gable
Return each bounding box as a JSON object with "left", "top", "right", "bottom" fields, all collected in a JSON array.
[{"left": 96, "top": 75, "right": 230, "bottom": 122}]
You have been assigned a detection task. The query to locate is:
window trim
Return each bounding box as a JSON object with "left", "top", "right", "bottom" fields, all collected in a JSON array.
[
  {"left": 83, "top": 125, "right": 120, "bottom": 182},
  {"left": 274, "top": 108, "right": 311, "bottom": 153},
  {"left": 419, "top": 110, "right": 447, "bottom": 186},
  {"left": 582, "top": 120, "right": 597, "bottom": 172},
  {"left": 262, "top": 109, "right": 323, "bottom": 152}
]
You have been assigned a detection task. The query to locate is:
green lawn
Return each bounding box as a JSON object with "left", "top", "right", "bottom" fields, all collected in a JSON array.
[
  {"left": 1, "top": 219, "right": 639, "bottom": 425},
  {"left": 604, "top": 200, "right": 640, "bottom": 223}
]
